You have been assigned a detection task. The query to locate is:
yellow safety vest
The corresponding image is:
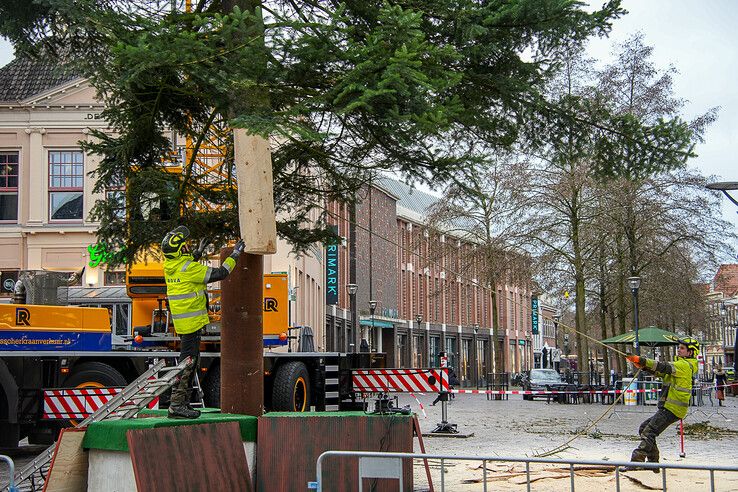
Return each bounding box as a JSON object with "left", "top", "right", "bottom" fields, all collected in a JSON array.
[
  {"left": 163, "top": 254, "right": 236, "bottom": 335},
  {"left": 645, "top": 356, "right": 697, "bottom": 419}
]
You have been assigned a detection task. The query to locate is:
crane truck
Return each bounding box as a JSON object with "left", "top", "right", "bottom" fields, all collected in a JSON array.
[{"left": 0, "top": 266, "right": 384, "bottom": 448}]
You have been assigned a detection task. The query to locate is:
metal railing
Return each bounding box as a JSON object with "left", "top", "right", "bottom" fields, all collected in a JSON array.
[
  {"left": 0, "top": 456, "right": 17, "bottom": 492},
  {"left": 312, "top": 450, "right": 738, "bottom": 492}
]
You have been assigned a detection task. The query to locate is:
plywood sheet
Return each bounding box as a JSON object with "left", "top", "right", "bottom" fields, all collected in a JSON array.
[
  {"left": 127, "top": 421, "right": 252, "bottom": 492},
  {"left": 44, "top": 428, "right": 88, "bottom": 492},
  {"left": 257, "top": 414, "right": 414, "bottom": 492}
]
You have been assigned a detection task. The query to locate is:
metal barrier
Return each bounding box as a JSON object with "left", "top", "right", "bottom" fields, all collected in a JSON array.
[
  {"left": 312, "top": 450, "right": 738, "bottom": 492},
  {"left": 0, "top": 455, "right": 17, "bottom": 492}
]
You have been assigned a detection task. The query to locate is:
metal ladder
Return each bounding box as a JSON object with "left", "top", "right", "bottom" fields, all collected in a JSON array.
[
  {"left": 191, "top": 370, "right": 205, "bottom": 408},
  {"left": 2, "top": 357, "right": 193, "bottom": 492}
]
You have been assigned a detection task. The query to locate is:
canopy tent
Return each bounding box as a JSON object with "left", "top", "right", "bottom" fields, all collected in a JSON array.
[{"left": 601, "top": 326, "right": 683, "bottom": 348}]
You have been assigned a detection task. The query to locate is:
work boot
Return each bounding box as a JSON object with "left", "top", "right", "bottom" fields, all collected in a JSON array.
[
  {"left": 622, "top": 453, "right": 658, "bottom": 473},
  {"left": 168, "top": 405, "right": 201, "bottom": 419}
]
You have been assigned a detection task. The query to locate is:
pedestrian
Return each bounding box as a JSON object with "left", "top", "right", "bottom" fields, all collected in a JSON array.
[
  {"left": 162, "top": 226, "right": 245, "bottom": 419},
  {"left": 432, "top": 367, "right": 460, "bottom": 405},
  {"left": 625, "top": 337, "right": 699, "bottom": 470},
  {"left": 715, "top": 364, "right": 727, "bottom": 406}
]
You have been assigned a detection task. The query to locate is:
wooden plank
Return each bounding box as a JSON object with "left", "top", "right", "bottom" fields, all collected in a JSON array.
[
  {"left": 43, "top": 428, "right": 88, "bottom": 492},
  {"left": 413, "top": 414, "right": 434, "bottom": 492},
  {"left": 127, "top": 421, "right": 251, "bottom": 492},
  {"left": 233, "top": 129, "right": 277, "bottom": 254}
]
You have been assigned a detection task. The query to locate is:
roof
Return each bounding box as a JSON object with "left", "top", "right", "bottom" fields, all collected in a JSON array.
[
  {"left": 0, "top": 58, "right": 80, "bottom": 103},
  {"left": 375, "top": 176, "right": 439, "bottom": 222},
  {"left": 376, "top": 176, "right": 478, "bottom": 237},
  {"left": 712, "top": 264, "right": 738, "bottom": 298}
]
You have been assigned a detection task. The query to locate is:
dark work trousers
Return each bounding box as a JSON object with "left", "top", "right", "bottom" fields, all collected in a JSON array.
[
  {"left": 631, "top": 407, "right": 680, "bottom": 462},
  {"left": 171, "top": 328, "right": 203, "bottom": 407}
]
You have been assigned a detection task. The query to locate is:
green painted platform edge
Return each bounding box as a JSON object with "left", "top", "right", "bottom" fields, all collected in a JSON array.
[
  {"left": 83, "top": 410, "right": 258, "bottom": 452},
  {"left": 264, "top": 411, "right": 413, "bottom": 418}
]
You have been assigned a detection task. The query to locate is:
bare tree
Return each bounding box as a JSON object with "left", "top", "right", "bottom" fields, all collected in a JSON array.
[{"left": 426, "top": 153, "right": 534, "bottom": 373}]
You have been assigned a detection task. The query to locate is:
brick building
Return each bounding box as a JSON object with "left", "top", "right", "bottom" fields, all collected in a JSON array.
[
  {"left": 709, "top": 264, "right": 738, "bottom": 371},
  {"left": 326, "top": 178, "right": 535, "bottom": 385}
]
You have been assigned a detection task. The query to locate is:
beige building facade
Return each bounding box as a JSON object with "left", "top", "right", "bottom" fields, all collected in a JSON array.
[{"left": 0, "top": 59, "right": 325, "bottom": 347}]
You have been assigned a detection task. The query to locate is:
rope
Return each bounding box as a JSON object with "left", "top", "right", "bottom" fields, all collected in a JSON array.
[{"left": 533, "top": 368, "right": 644, "bottom": 457}]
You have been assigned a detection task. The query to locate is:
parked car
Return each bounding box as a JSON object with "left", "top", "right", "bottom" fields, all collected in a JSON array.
[{"left": 522, "top": 369, "right": 567, "bottom": 401}]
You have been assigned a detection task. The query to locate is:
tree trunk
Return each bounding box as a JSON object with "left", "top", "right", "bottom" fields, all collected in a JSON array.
[
  {"left": 609, "top": 307, "right": 621, "bottom": 377},
  {"left": 600, "top": 294, "right": 610, "bottom": 385}
]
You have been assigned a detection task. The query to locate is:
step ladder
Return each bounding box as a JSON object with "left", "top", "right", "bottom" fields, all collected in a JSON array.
[
  {"left": 2, "top": 357, "right": 193, "bottom": 492},
  {"left": 191, "top": 370, "right": 205, "bottom": 408}
]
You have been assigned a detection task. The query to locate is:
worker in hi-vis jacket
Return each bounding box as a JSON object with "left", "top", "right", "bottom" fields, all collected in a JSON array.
[
  {"left": 161, "top": 226, "right": 244, "bottom": 419},
  {"left": 625, "top": 337, "right": 699, "bottom": 470}
]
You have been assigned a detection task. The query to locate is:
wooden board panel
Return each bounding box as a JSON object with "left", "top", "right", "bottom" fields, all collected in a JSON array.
[
  {"left": 44, "top": 428, "right": 88, "bottom": 492},
  {"left": 127, "top": 421, "right": 252, "bottom": 492},
  {"left": 257, "top": 414, "right": 414, "bottom": 492}
]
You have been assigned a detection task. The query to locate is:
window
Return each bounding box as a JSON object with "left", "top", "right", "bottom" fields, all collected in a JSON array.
[
  {"left": 106, "top": 172, "right": 126, "bottom": 219},
  {"left": 0, "top": 152, "right": 19, "bottom": 222},
  {"left": 104, "top": 270, "right": 126, "bottom": 285},
  {"left": 49, "top": 150, "right": 83, "bottom": 221}
]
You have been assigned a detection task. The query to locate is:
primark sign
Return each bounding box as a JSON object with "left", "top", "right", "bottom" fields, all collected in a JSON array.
[{"left": 325, "top": 231, "right": 339, "bottom": 304}]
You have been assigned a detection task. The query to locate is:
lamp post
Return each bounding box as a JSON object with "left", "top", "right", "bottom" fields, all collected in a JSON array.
[
  {"left": 473, "top": 323, "right": 480, "bottom": 383},
  {"left": 346, "top": 283, "right": 358, "bottom": 352},
  {"left": 628, "top": 276, "right": 642, "bottom": 357},
  {"left": 368, "top": 299, "right": 377, "bottom": 353},
  {"left": 628, "top": 276, "right": 642, "bottom": 404},
  {"left": 414, "top": 314, "right": 422, "bottom": 367},
  {"left": 552, "top": 314, "right": 561, "bottom": 372}
]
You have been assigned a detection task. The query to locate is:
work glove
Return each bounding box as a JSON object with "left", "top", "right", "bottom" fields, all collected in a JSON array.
[
  {"left": 231, "top": 239, "right": 245, "bottom": 258},
  {"left": 626, "top": 355, "right": 646, "bottom": 369},
  {"left": 192, "top": 238, "right": 209, "bottom": 261}
]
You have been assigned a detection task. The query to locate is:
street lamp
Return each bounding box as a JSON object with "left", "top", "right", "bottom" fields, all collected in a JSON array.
[
  {"left": 628, "top": 276, "right": 643, "bottom": 403},
  {"left": 552, "top": 314, "right": 561, "bottom": 371},
  {"left": 706, "top": 181, "right": 738, "bottom": 208},
  {"left": 346, "top": 283, "right": 358, "bottom": 352},
  {"left": 368, "top": 300, "right": 377, "bottom": 353},
  {"left": 628, "top": 276, "right": 642, "bottom": 357},
  {"left": 413, "top": 314, "right": 422, "bottom": 368}
]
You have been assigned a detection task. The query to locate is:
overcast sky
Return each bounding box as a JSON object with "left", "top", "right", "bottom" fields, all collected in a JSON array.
[
  {"left": 1, "top": 0, "right": 736, "bottom": 245},
  {"left": 585, "top": 0, "right": 738, "bottom": 240}
]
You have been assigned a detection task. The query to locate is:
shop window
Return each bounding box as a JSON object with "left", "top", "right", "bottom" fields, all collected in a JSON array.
[
  {"left": 0, "top": 152, "right": 19, "bottom": 222},
  {"left": 49, "top": 150, "right": 83, "bottom": 221},
  {"left": 104, "top": 270, "right": 126, "bottom": 285}
]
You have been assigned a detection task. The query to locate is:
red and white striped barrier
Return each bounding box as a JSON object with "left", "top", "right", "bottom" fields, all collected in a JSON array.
[
  {"left": 43, "top": 387, "right": 122, "bottom": 419},
  {"left": 450, "top": 388, "right": 661, "bottom": 396},
  {"left": 42, "top": 387, "right": 158, "bottom": 419},
  {"left": 353, "top": 368, "right": 450, "bottom": 393}
]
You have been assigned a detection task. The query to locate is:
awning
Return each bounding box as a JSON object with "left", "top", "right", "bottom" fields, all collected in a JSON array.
[
  {"left": 601, "top": 326, "right": 682, "bottom": 347},
  {"left": 359, "top": 319, "right": 394, "bottom": 329}
]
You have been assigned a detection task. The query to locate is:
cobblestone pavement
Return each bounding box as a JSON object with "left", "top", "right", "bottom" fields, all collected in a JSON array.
[
  {"left": 396, "top": 391, "right": 738, "bottom": 490},
  {"left": 3, "top": 393, "right": 737, "bottom": 489}
]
